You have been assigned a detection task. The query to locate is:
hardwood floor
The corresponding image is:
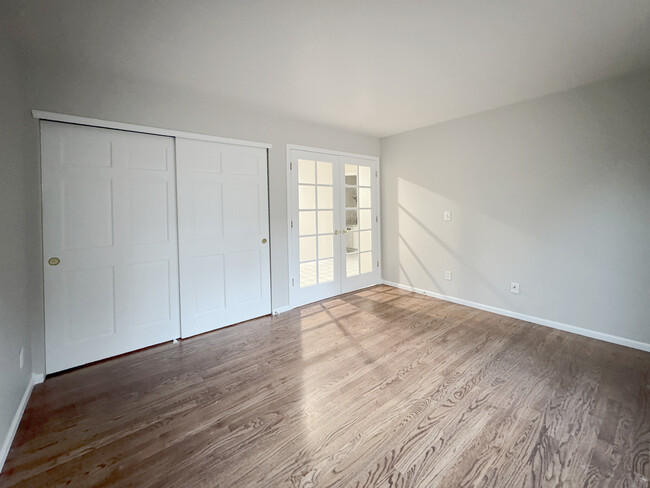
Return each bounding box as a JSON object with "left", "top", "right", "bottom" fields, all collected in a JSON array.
[{"left": 2, "top": 285, "right": 649, "bottom": 487}]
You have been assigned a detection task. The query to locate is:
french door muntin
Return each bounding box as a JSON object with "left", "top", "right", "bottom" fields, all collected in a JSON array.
[{"left": 289, "top": 148, "right": 380, "bottom": 308}]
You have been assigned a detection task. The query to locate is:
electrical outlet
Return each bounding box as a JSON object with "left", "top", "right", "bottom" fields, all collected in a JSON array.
[
  {"left": 444, "top": 210, "right": 452, "bottom": 222},
  {"left": 19, "top": 347, "right": 24, "bottom": 369},
  {"left": 445, "top": 270, "right": 452, "bottom": 281},
  {"left": 510, "top": 282, "right": 520, "bottom": 294}
]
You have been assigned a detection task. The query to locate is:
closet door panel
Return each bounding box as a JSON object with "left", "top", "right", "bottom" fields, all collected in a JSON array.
[
  {"left": 42, "top": 121, "right": 180, "bottom": 373},
  {"left": 176, "top": 139, "right": 271, "bottom": 338}
]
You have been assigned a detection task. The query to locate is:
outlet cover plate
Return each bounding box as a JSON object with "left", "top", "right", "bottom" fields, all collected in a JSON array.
[{"left": 510, "top": 282, "right": 520, "bottom": 294}]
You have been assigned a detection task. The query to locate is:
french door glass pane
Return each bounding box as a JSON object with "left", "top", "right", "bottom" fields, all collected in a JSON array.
[
  {"left": 358, "top": 188, "right": 371, "bottom": 208},
  {"left": 346, "top": 209, "right": 357, "bottom": 228},
  {"left": 318, "top": 259, "right": 334, "bottom": 283},
  {"left": 300, "top": 261, "right": 317, "bottom": 287},
  {"left": 359, "top": 209, "right": 371, "bottom": 230},
  {"left": 317, "top": 211, "right": 333, "bottom": 234},
  {"left": 346, "top": 231, "right": 358, "bottom": 252},
  {"left": 359, "top": 166, "right": 371, "bottom": 187},
  {"left": 317, "top": 161, "right": 332, "bottom": 185},
  {"left": 345, "top": 164, "right": 357, "bottom": 183},
  {"left": 346, "top": 254, "right": 359, "bottom": 277},
  {"left": 300, "top": 236, "right": 317, "bottom": 261},
  {"left": 345, "top": 187, "right": 357, "bottom": 207},
  {"left": 360, "top": 252, "right": 373, "bottom": 274},
  {"left": 317, "top": 186, "right": 333, "bottom": 209},
  {"left": 359, "top": 230, "right": 372, "bottom": 252},
  {"left": 299, "top": 211, "right": 316, "bottom": 235},
  {"left": 298, "top": 159, "right": 315, "bottom": 184},
  {"left": 318, "top": 235, "right": 333, "bottom": 258},
  {"left": 299, "top": 185, "right": 315, "bottom": 210}
]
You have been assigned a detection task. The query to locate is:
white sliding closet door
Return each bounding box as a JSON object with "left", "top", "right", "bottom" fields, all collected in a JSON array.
[
  {"left": 176, "top": 139, "right": 271, "bottom": 338},
  {"left": 42, "top": 122, "right": 180, "bottom": 374},
  {"left": 289, "top": 148, "right": 380, "bottom": 308}
]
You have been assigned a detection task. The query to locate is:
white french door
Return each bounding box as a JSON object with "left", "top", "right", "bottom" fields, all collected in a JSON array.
[
  {"left": 176, "top": 139, "right": 271, "bottom": 338},
  {"left": 290, "top": 150, "right": 341, "bottom": 307},
  {"left": 289, "top": 148, "right": 380, "bottom": 308},
  {"left": 42, "top": 122, "right": 180, "bottom": 373},
  {"left": 339, "top": 156, "right": 381, "bottom": 293}
]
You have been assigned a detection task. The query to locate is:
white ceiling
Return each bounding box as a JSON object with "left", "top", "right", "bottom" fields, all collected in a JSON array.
[{"left": 4, "top": 0, "right": 650, "bottom": 137}]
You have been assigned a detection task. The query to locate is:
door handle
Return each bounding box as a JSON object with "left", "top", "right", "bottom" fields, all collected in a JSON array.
[
  {"left": 262, "top": 238, "right": 268, "bottom": 244},
  {"left": 334, "top": 230, "right": 339, "bottom": 235},
  {"left": 48, "top": 257, "right": 60, "bottom": 266}
]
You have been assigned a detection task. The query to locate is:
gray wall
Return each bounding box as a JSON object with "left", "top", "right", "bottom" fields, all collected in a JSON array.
[
  {"left": 381, "top": 71, "right": 650, "bottom": 345},
  {"left": 0, "top": 43, "right": 34, "bottom": 457},
  {"left": 24, "top": 60, "right": 380, "bottom": 375}
]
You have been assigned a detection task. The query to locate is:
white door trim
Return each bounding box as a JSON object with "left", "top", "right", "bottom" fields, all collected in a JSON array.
[
  {"left": 32, "top": 110, "right": 272, "bottom": 149},
  {"left": 285, "top": 144, "right": 381, "bottom": 310},
  {"left": 287, "top": 144, "right": 380, "bottom": 162}
]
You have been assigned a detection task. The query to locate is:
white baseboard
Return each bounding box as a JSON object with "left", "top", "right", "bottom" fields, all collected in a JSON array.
[
  {"left": 273, "top": 305, "right": 291, "bottom": 315},
  {"left": 0, "top": 373, "right": 41, "bottom": 472},
  {"left": 383, "top": 280, "right": 650, "bottom": 353}
]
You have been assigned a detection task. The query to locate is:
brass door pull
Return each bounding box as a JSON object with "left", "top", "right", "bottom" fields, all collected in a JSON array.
[
  {"left": 262, "top": 238, "right": 268, "bottom": 244},
  {"left": 48, "top": 257, "right": 60, "bottom": 266}
]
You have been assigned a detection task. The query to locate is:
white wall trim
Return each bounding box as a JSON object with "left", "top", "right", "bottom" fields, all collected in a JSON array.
[
  {"left": 383, "top": 280, "right": 650, "bottom": 353},
  {"left": 286, "top": 144, "right": 379, "bottom": 162},
  {"left": 0, "top": 373, "right": 41, "bottom": 472},
  {"left": 32, "top": 110, "right": 272, "bottom": 149}
]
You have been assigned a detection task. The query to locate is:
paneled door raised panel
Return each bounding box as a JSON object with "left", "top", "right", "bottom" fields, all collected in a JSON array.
[
  {"left": 289, "top": 149, "right": 380, "bottom": 308},
  {"left": 42, "top": 122, "right": 180, "bottom": 374},
  {"left": 176, "top": 139, "right": 271, "bottom": 338}
]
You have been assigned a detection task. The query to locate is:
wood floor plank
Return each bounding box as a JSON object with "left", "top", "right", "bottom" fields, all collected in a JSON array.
[{"left": 1, "top": 285, "right": 648, "bottom": 487}]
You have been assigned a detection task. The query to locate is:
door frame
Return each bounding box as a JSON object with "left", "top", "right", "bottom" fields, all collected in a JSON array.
[
  {"left": 33, "top": 110, "right": 273, "bottom": 150},
  {"left": 286, "top": 144, "right": 381, "bottom": 310}
]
